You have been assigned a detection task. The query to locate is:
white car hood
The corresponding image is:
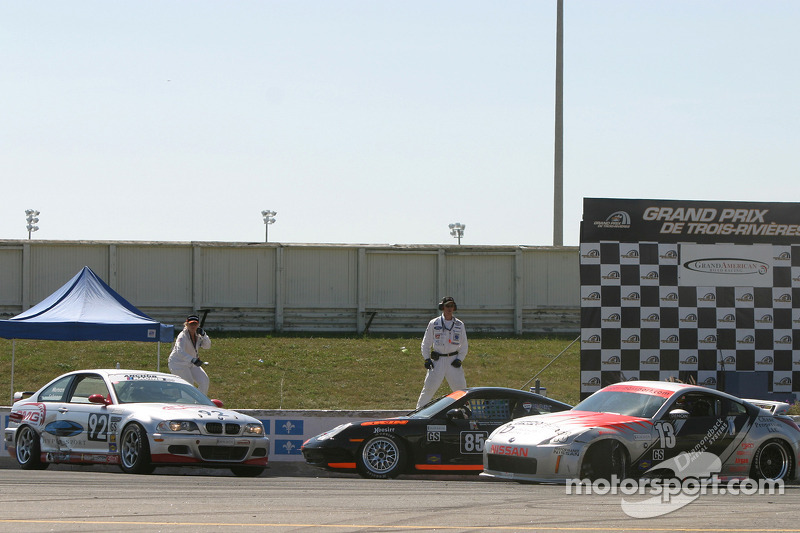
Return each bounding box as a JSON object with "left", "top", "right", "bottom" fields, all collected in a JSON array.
[
  {"left": 492, "top": 410, "right": 651, "bottom": 444},
  {"left": 124, "top": 403, "right": 254, "bottom": 422}
]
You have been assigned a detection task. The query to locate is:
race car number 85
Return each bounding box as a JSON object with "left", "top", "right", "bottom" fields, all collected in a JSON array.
[
  {"left": 460, "top": 431, "right": 487, "bottom": 454},
  {"left": 88, "top": 413, "right": 109, "bottom": 441}
]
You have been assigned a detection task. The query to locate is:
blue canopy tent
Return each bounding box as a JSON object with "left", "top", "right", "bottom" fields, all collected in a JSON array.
[{"left": 0, "top": 266, "right": 174, "bottom": 400}]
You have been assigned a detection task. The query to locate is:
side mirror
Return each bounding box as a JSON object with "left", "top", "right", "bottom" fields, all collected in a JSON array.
[
  {"left": 668, "top": 408, "right": 689, "bottom": 420},
  {"left": 211, "top": 399, "right": 224, "bottom": 408},
  {"left": 13, "top": 391, "right": 35, "bottom": 403},
  {"left": 89, "top": 394, "right": 112, "bottom": 406}
]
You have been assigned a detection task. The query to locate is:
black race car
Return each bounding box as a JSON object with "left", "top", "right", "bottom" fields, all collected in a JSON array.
[{"left": 301, "top": 387, "right": 572, "bottom": 479}]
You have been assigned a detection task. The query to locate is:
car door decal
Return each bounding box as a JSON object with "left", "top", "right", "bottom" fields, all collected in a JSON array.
[
  {"left": 654, "top": 421, "right": 676, "bottom": 449},
  {"left": 460, "top": 431, "right": 487, "bottom": 454},
  {"left": 87, "top": 413, "right": 109, "bottom": 441},
  {"left": 44, "top": 420, "right": 84, "bottom": 437}
]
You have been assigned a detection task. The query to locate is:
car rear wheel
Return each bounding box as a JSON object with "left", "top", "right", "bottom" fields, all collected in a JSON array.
[
  {"left": 230, "top": 466, "right": 266, "bottom": 477},
  {"left": 751, "top": 439, "right": 792, "bottom": 481},
  {"left": 16, "top": 426, "right": 48, "bottom": 470},
  {"left": 120, "top": 423, "right": 155, "bottom": 474},
  {"left": 580, "top": 440, "right": 628, "bottom": 482},
  {"left": 356, "top": 436, "right": 406, "bottom": 479}
]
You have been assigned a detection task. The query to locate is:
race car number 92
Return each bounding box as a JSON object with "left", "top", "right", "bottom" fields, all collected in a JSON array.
[
  {"left": 88, "top": 413, "right": 109, "bottom": 441},
  {"left": 460, "top": 431, "right": 487, "bottom": 454}
]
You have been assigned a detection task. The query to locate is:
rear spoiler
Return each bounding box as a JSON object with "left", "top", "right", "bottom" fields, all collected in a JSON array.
[{"left": 744, "top": 399, "right": 791, "bottom": 415}]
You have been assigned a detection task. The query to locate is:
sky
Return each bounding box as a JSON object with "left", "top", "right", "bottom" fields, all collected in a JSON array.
[{"left": 2, "top": 1, "right": 798, "bottom": 247}]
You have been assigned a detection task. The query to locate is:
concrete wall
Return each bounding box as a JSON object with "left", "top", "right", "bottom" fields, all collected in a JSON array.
[{"left": 0, "top": 240, "right": 580, "bottom": 334}]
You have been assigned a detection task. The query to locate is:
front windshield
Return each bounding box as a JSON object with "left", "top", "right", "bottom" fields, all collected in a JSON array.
[
  {"left": 113, "top": 379, "right": 215, "bottom": 405},
  {"left": 573, "top": 390, "right": 667, "bottom": 418},
  {"left": 409, "top": 394, "right": 460, "bottom": 418}
]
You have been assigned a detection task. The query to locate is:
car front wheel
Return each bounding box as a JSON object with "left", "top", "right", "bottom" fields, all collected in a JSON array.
[
  {"left": 751, "top": 439, "right": 792, "bottom": 481},
  {"left": 120, "top": 423, "right": 155, "bottom": 474},
  {"left": 356, "top": 436, "right": 405, "bottom": 479},
  {"left": 580, "top": 440, "right": 628, "bottom": 482},
  {"left": 16, "top": 426, "right": 48, "bottom": 470}
]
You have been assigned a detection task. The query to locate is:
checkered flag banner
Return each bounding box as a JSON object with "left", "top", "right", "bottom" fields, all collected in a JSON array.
[{"left": 579, "top": 198, "right": 800, "bottom": 399}]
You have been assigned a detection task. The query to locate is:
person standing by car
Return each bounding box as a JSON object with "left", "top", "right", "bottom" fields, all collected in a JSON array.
[
  {"left": 416, "top": 296, "right": 468, "bottom": 408},
  {"left": 168, "top": 314, "right": 211, "bottom": 394}
]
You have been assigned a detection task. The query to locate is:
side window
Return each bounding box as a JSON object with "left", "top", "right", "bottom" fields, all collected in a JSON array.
[
  {"left": 674, "top": 393, "right": 720, "bottom": 418},
  {"left": 710, "top": 398, "right": 722, "bottom": 417},
  {"left": 512, "top": 399, "right": 538, "bottom": 418},
  {"left": 69, "top": 375, "right": 110, "bottom": 403},
  {"left": 466, "top": 398, "right": 511, "bottom": 421},
  {"left": 39, "top": 376, "right": 73, "bottom": 402},
  {"left": 726, "top": 399, "right": 748, "bottom": 416},
  {"left": 511, "top": 399, "right": 561, "bottom": 418}
]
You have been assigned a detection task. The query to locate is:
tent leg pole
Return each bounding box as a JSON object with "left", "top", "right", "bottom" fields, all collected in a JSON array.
[
  {"left": 157, "top": 342, "right": 161, "bottom": 373},
  {"left": 11, "top": 340, "right": 15, "bottom": 404}
]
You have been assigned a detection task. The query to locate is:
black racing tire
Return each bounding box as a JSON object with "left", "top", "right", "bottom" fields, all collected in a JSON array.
[
  {"left": 751, "top": 439, "right": 792, "bottom": 481},
  {"left": 231, "top": 466, "right": 266, "bottom": 477},
  {"left": 119, "top": 423, "right": 155, "bottom": 474},
  {"left": 15, "top": 425, "right": 48, "bottom": 470},
  {"left": 356, "top": 435, "right": 406, "bottom": 479},
  {"left": 579, "top": 440, "right": 629, "bottom": 482}
]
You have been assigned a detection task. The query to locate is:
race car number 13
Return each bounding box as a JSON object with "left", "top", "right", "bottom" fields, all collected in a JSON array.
[{"left": 655, "top": 422, "right": 676, "bottom": 448}]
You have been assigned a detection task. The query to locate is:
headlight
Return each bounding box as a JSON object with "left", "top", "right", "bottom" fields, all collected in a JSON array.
[
  {"left": 156, "top": 420, "right": 200, "bottom": 432},
  {"left": 243, "top": 423, "right": 265, "bottom": 435},
  {"left": 315, "top": 423, "right": 351, "bottom": 441}
]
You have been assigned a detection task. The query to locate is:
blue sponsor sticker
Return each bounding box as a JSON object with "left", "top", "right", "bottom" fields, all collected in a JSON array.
[
  {"left": 426, "top": 454, "right": 442, "bottom": 464},
  {"left": 258, "top": 419, "right": 271, "bottom": 433},
  {"left": 44, "top": 420, "right": 84, "bottom": 437},
  {"left": 275, "top": 419, "right": 303, "bottom": 435},
  {"left": 274, "top": 439, "right": 304, "bottom": 455}
]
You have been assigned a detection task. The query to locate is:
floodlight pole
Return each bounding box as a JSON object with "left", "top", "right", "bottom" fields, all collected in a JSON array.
[
  {"left": 262, "top": 210, "right": 277, "bottom": 242},
  {"left": 25, "top": 209, "right": 40, "bottom": 240},
  {"left": 553, "top": 0, "right": 564, "bottom": 246},
  {"left": 448, "top": 223, "right": 465, "bottom": 245}
]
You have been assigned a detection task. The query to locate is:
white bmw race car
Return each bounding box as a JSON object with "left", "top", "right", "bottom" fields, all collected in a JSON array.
[
  {"left": 5, "top": 369, "right": 269, "bottom": 476},
  {"left": 483, "top": 380, "right": 800, "bottom": 483}
]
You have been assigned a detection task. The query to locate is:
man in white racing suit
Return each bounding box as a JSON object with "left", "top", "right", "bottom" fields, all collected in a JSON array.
[
  {"left": 168, "top": 314, "right": 211, "bottom": 394},
  {"left": 416, "top": 296, "right": 468, "bottom": 408}
]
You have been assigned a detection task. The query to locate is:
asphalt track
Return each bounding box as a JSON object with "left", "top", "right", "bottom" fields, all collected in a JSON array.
[{"left": 1, "top": 463, "right": 798, "bottom": 532}]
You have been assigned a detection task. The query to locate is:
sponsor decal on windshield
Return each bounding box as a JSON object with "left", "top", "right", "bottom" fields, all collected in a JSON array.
[
  {"left": 604, "top": 384, "right": 673, "bottom": 397},
  {"left": 115, "top": 374, "right": 171, "bottom": 381}
]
